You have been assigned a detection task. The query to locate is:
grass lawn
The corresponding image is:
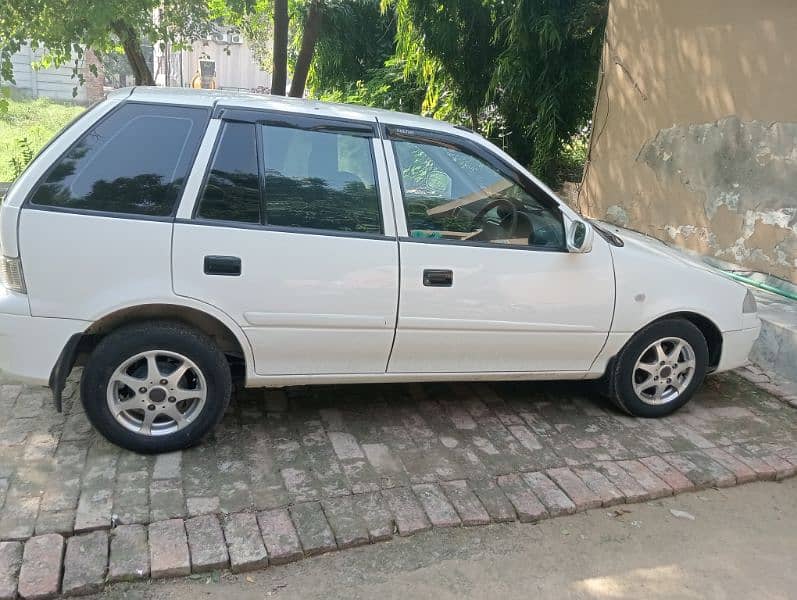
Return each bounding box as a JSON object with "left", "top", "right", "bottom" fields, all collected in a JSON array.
[{"left": 0, "top": 96, "right": 84, "bottom": 182}]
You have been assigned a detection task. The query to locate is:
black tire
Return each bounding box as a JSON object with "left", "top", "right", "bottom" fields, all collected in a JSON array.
[
  {"left": 81, "top": 321, "right": 231, "bottom": 453},
  {"left": 607, "top": 318, "right": 709, "bottom": 418}
]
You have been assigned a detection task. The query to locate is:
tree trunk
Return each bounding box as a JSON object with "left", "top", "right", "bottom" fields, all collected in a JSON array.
[
  {"left": 469, "top": 110, "right": 479, "bottom": 132},
  {"left": 111, "top": 21, "right": 155, "bottom": 86},
  {"left": 271, "top": 0, "right": 289, "bottom": 95},
  {"left": 288, "top": 0, "right": 322, "bottom": 98}
]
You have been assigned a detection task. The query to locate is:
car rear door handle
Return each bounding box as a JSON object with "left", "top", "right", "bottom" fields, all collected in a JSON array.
[
  {"left": 204, "top": 255, "right": 241, "bottom": 276},
  {"left": 423, "top": 269, "right": 453, "bottom": 287}
]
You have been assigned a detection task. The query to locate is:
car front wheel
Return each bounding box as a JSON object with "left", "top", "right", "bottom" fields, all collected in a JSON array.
[
  {"left": 81, "top": 321, "right": 231, "bottom": 453},
  {"left": 608, "top": 318, "right": 709, "bottom": 418}
]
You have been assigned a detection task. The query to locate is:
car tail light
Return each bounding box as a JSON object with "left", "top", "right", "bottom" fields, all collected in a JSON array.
[{"left": 0, "top": 256, "right": 26, "bottom": 294}]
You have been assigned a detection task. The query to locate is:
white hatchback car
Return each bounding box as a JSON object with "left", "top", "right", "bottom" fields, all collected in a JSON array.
[{"left": 0, "top": 88, "right": 760, "bottom": 453}]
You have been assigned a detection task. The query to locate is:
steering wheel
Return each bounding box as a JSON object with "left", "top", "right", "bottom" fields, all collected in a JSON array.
[{"left": 470, "top": 198, "right": 520, "bottom": 240}]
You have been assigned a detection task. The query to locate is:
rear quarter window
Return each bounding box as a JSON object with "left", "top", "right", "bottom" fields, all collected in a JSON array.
[{"left": 29, "top": 102, "right": 208, "bottom": 217}]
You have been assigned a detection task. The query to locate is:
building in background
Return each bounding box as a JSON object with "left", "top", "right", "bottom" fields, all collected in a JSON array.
[
  {"left": 7, "top": 43, "right": 103, "bottom": 103},
  {"left": 580, "top": 0, "right": 797, "bottom": 285},
  {"left": 152, "top": 25, "right": 271, "bottom": 92}
]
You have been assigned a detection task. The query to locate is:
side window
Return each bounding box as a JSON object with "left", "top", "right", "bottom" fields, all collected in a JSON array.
[
  {"left": 261, "top": 125, "right": 382, "bottom": 234},
  {"left": 30, "top": 103, "right": 207, "bottom": 216},
  {"left": 196, "top": 122, "right": 260, "bottom": 223},
  {"left": 393, "top": 139, "right": 565, "bottom": 249}
]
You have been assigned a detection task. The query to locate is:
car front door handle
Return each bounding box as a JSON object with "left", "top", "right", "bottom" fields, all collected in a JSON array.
[
  {"left": 423, "top": 269, "right": 453, "bottom": 287},
  {"left": 204, "top": 255, "right": 241, "bottom": 276}
]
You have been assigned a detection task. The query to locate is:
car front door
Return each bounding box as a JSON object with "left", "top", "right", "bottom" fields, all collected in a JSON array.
[
  {"left": 383, "top": 126, "right": 615, "bottom": 374},
  {"left": 173, "top": 108, "right": 399, "bottom": 376}
]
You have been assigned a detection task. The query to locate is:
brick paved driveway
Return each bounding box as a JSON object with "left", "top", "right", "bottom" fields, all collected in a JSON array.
[{"left": 0, "top": 370, "right": 795, "bottom": 596}]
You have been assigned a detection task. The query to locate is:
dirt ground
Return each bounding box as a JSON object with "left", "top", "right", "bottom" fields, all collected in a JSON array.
[{"left": 95, "top": 478, "right": 796, "bottom": 600}]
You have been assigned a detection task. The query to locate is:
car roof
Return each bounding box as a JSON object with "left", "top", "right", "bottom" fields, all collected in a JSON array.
[{"left": 111, "top": 86, "right": 466, "bottom": 135}]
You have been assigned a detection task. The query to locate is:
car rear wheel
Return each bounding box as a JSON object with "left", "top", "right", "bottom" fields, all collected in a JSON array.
[
  {"left": 608, "top": 318, "right": 709, "bottom": 417},
  {"left": 81, "top": 321, "right": 231, "bottom": 453}
]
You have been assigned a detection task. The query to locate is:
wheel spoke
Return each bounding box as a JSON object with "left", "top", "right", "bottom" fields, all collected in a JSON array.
[
  {"left": 167, "top": 362, "right": 190, "bottom": 387},
  {"left": 634, "top": 376, "right": 655, "bottom": 396},
  {"left": 108, "top": 396, "right": 129, "bottom": 417},
  {"left": 114, "top": 372, "right": 145, "bottom": 392},
  {"left": 162, "top": 404, "right": 187, "bottom": 425},
  {"left": 668, "top": 341, "right": 685, "bottom": 361},
  {"left": 145, "top": 352, "right": 161, "bottom": 381},
  {"left": 678, "top": 359, "right": 696, "bottom": 372},
  {"left": 636, "top": 362, "right": 658, "bottom": 376},
  {"left": 654, "top": 343, "right": 667, "bottom": 363},
  {"left": 139, "top": 410, "right": 157, "bottom": 435},
  {"left": 171, "top": 387, "right": 201, "bottom": 403}
]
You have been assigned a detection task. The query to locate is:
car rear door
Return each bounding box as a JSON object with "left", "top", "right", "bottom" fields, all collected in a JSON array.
[
  {"left": 382, "top": 126, "right": 615, "bottom": 374},
  {"left": 172, "top": 107, "right": 399, "bottom": 376}
]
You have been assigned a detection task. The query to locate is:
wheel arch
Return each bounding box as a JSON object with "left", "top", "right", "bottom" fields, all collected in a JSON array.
[
  {"left": 85, "top": 302, "right": 248, "bottom": 356},
  {"left": 648, "top": 311, "right": 723, "bottom": 371}
]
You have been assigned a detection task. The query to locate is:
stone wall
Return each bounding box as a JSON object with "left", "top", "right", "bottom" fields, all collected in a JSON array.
[{"left": 579, "top": 0, "right": 797, "bottom": 284}]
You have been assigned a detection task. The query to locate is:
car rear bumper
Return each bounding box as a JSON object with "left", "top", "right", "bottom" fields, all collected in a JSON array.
[
  {"left": 0, "top": 311, "right": 88, "bottom": 386},
  {"left": 715, "top": 326, "right": 761, "bottom": 373}
]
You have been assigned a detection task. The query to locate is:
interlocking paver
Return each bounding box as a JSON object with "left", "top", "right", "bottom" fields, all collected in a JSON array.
[
  {"left": 521, "top": 472, "right": 576, "bottom": 517},
  {"left": 322, "top": 496, "right": 369, "bottom": 549},
  {"left": 351, "top": 492, "right": 395, "bottom": 542},
  {"left": 703, "top": 447, "right": 758, "bottom": 484},
  {"left": 257, "top": 508, "right": 303, "bottom": 565},
  {"left": 152, "top": 452, "right": 182, "bottom": 480},
  {"left": 382, "top": 487, "right": 431, "bottom": 536},
  {"left": 497, "top": 474, "right": 548, "bottom": 522},
  {"left": 289, "top": 502, "right": 337, "bottom": 556},
  {"left": 185, "top": 515, "right": 228, "bottom": 573},
  {"left": 469, "top": 478, "right": 515, "bottom": 523},
  {"left": 108, "top": 524, "right": 149, "bottom": 583},
  {"left": 440, "top": 480, "right": 491, "bottom": 526},
  {"left": 0, "top": 370, "right": 792, "bottom": 594},
  {"left": 613, "top": 459, "right": 672, "bottom": 499},
  {"left": 34, "top": 509, "right": 75, "bottom": 536},
  {"left": 17, "top": 533, "right": 64, "bottom": 600},
  {"left": 61, "top": 530, "right": 108, "bottom": 596},
  {"left": 148, "top": 519, "right": 190, "bottom": 579},
  {"left": 593, "top": 461, "right": 650, "bottom": 502},
  {"left": 546, "top": 467, "right": 602, "bottom": 511},
  {"left": 572, "top": 466, "right": 625, "bottom": 506},
  {"left": 639, "top": 456, "right": 693, "bottom": 494},
  {"left": 0, "top": 541, "right": 23, "bottom": 600},
  {"left": 222, "top": 513, "right": 268, "bottom": 573},
  {"left": 724, "top": 445, "right": 777, "bottom": 480},
  {"left": 663, "top": 451, "right": 735, "bottom": 489},
  {"left": 412, "top": 484, "right": 461, "bottom": 528},
  {"left": 149, "top": 479, "right": 185, "bottom": 522}
]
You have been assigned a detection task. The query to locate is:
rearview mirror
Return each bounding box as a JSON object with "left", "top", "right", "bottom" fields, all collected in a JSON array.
[{"left": 566, "top": 219, "right": 593, "bottom": 253}]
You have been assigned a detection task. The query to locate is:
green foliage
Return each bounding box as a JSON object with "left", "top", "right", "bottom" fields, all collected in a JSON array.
[
  {"left": 0, "top": 96, "right": 83, "bottom": 182},
  {"left": 308, "top": 0, "right": 395, "bottom": 95},
  {"left": 9, "top": 137, "right": 34, "bottom": 179},
  {"left": 310, "top": 0, "right": 607, "bottom": 182},
  {"left": 491, "top": 0, "right": 607, "bottom": 178},
  {"left": 0, "top": 0, "right": 211, "bottom": 88}
]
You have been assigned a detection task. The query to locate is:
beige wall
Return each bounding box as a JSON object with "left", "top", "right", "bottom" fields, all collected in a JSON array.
[{"left": 580, "top": 0, "right": 797, "bottom": 283}]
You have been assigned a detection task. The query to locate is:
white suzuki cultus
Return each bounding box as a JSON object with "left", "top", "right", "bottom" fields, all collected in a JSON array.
[{"left": 0, "top": 88, "right": 760, "bottom": 453}]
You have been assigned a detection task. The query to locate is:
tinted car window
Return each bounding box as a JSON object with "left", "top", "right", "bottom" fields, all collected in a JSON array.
[
  {"left": 196, "top": 122, "right": 260, "bottom": 223},
  {"left": 30, "top": 103, "right": 207, "bottom": 216},
  {"left": 261, "top": 125, "right": 382, "bottom": 234},
  {"left": 393, "top": 139, "right": 565, "bottom": 249}
]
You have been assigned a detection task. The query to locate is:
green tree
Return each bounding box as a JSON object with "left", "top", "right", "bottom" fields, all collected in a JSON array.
[
  {"left": 374, "top": 0, "right": 607, "bottom": 179},
  {"left": 491, "top": 0, "right": 608, "bottom": 176},
  {"left": 216, "top": 0, "right": 330, "bottom": 97},
  {"left": 0, "top": 0, "right": 210, "bottom": 87}
]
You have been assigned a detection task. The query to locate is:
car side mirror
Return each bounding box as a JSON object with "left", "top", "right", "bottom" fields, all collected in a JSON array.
[{"left": 566, "top": 219, "right": 594, "bottom": 253}]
